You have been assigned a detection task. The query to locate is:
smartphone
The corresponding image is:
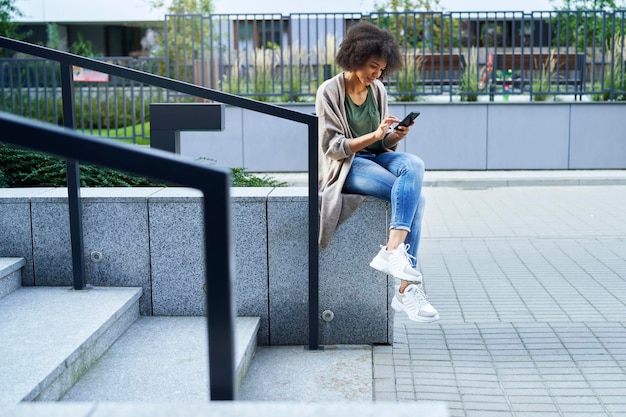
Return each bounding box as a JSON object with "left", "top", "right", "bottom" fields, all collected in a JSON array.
[{"left": 395, "top": 111, "right": 420, "bottom": 129}]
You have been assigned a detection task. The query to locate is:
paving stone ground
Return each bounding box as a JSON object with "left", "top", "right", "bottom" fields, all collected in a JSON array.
[{"left": 373, "top": 185, "right": 626, "bottom": 417}]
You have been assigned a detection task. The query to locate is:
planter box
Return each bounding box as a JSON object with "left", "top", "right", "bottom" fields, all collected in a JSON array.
[{"left": 179, "top": 102, "right": 626, "bottom": 171}]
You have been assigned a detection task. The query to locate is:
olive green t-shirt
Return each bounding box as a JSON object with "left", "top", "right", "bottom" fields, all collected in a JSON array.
[{"left": 345, "top": 86, "right": 382, "bottom": 154}]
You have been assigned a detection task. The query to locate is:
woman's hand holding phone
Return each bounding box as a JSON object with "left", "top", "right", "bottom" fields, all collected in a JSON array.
[{"left": 394, "top": 111, "right": 420, "bottom": 130}]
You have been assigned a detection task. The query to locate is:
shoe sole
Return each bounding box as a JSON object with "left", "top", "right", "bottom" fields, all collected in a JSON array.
[
  {"left": 370, "top": 257, "right": 422, "bottom": 282},
  {"left": 391, "top": 297, "right": 439, "bottom": 323}
]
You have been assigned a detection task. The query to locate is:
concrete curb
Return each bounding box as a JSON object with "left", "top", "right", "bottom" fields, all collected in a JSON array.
[{"left": 263, "top": 170, "right": 626, "bottom": 188}]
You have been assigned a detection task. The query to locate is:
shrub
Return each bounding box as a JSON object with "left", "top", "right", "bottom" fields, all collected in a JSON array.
[
  {"left": 231, "top": 167, "right": 286, "bottom": 187},
  {"left": 460, "top": 47, "right": 480, "bottom": 102},
  {"left": 0, "top": 144, "right": 161, "bottom": 187},
  {"left": 592, "top": 33, "right": 625, "bottom": 101},
  {"left": 531, "top": 53, "right": 558, "bottom": 102},
  {"left": 0, "top": 144, "right": 286, "bottom": 188}
]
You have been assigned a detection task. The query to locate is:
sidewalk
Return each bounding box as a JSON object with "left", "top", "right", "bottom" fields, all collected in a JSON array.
[
  {"left": 375, "top": 184, "right": 626, "bottom": 416},
  {"left": 2, "top": 172, "right": 625, "bottom": 417},
  {"left": 242, "top": 172, "right": 626, "bottom": 415},
  {"left": 261, "top": 169, "right": 626, "bottom": 188}
]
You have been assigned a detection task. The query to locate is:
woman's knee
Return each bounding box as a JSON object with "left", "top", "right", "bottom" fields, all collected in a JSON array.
[
  {"left": 397, "top": 154, "right": 424, "bottom": 183},
  {"left": 405, "top": 153, "right": 425, "bottom": 174},
  {"left": 390, "top": 152, "right": 424, "bottom": 175}
]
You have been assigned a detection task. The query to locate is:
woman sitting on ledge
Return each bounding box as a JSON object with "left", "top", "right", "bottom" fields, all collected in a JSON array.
[{"left": 316, "top": 21, "right": 438, "bottom": 323}]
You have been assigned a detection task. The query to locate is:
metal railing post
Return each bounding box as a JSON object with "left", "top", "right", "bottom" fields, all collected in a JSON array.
[
  {"left": 60, "top": 62, "right": 87, "bottom": 290},
  {"left": 308, "top": 120, "right": 319, "bottom": 351},
  {"left": 203, "top": 178, "right": 236, "bottom": 400},
  {"left": 323, "top": 64, "right": 331, "bottom": 81}
]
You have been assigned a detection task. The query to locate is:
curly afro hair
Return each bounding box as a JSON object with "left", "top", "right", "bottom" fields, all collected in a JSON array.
[{"left": 335, "top": 20, "right": 403, "bottom": 76}]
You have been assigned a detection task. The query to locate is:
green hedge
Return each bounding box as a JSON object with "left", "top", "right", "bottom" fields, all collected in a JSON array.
[
  {"left": 0, "top": 144, "right": 286, "bottom": 188},
  {"left": 2, "top": 91, "right": 153, "bottom": 131},
  {"left": 0, "top": 144, "right": 161, "bottom": 187}
]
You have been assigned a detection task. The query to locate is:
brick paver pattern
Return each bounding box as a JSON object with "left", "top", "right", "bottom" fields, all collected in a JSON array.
[{"left": 373, "top": 186, "right": 626, "bottom": 417}]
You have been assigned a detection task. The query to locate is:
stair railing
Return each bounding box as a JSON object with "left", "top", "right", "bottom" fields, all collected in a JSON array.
[{"left": 0, "top": 36, "right": 321, "bottom": 401}]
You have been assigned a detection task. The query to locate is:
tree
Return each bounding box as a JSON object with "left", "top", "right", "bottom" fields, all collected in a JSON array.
[
  {"left": 549, "top": 0, "right": 625, "bottom": 10},
  {"left": 0, "top": 0, "right": 26, "bottom": 57},
  {"left": 149, "top": 0, "right": 215, "bottom": 15},
  {"left": 148, "top": 0, "right": 216, "bottom": 81},
  {"left": 0, "top": 0, "right": 23, "bottom": 39},
  {"left": 372, "top": 0, "right": 459, "bottom": 50},
  {"left": 374, "top": 0, "right": 445, "bottom": 12},
  {"left": 549, "top": 0, "right": 625, "bottom": 50},
  {"left": 69, "top": 33, "right": 95, "bottom": 57}
]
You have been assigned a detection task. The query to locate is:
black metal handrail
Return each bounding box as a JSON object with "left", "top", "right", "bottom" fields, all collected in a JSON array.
[
  {"left": 0, "top": 111, "right": 238, "bottom": 399},
  {"left": 0, "top": 36, "right": 320, "bottom": 399}
]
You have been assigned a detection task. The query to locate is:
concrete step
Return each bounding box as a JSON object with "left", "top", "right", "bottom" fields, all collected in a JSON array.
[
  {"left": 0, "top": 257, "right": 25, "bottom": 301},
  {"left": 239, "top": 345, "right": 373, "bottom": 401},
  {"left": 1, "top": 401, "right": 448, "bottom": 417},
  {"left": 0, "top": 286, "right": 142, "bottom": 403},
  {"left": 64, "top": 336, "right": 375, "bottom": 402},
  {"left": 61, "top": 316, "right": 260, "bottom": 402}
]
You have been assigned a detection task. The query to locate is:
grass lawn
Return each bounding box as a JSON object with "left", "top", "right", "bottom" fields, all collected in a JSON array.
[{"left": 81, "top": 122, "right": 151, "bottom": 146}]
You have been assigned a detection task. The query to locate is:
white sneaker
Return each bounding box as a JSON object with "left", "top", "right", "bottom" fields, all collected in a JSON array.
[
  {"left": 370, "top": 243, "right": 423, "bottom": 282},
  {"left": 391, "top": 283, "right": 439, "bottom": 323}
]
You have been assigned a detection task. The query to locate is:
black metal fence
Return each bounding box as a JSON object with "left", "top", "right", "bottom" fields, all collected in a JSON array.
[
  {"left": 0, "top": 56, "right": 165, "bottom": 143},
  {"left": 1, "top": 10, "right": 625, "bottom": 137},
  {"left": 166, "top": 10, "right": 626, "bottom": 101}
]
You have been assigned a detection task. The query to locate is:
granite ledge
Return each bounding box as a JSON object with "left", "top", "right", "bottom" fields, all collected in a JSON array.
[{"left": 0, "top": 188, "right": 55, "bottom": 202}]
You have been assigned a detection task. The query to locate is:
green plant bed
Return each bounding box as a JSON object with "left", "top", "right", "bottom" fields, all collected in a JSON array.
[
  {"left": 0, "top": 144, "right": 162, "bottom": 187},
  {"left": 0, "top": 144, "right": 285, "bottom": 188},
  {"left": 231, "top": 168, "right": 286, "bottom": 187}
]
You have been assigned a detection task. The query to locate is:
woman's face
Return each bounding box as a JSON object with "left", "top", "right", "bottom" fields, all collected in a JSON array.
[{"left": 354, "top": 56, "right": 387, "bottom": 86}]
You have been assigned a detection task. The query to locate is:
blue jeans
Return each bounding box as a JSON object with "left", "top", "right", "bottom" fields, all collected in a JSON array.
[{"left": 343, "top": 152, "right": 426, "bottom": 265}]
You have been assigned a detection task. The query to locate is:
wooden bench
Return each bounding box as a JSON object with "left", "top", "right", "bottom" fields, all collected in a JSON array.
[
  {"left": 385, "top": 53, "right": 466, "bottom": 96},
  {"left": 415, "top": 53, "right": 467, "bottom": 86},
  {"left": 492, "top": 52, "right": 586, "bottom": 99}
]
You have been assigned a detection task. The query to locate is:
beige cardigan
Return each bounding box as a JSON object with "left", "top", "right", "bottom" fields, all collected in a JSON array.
[{"left": 315, "top": 73, "right": 397, "bottom": 248}]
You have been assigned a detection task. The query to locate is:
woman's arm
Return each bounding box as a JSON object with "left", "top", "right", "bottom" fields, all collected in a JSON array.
[
  {"left": 347, "top": 115, "right": 402, "bottom": 153},
  {"left": 381, "top": 123, "right": 412, "bottom": 148},
  {"left": 316, "top": 77, "right": 406, "bottom": 158}
]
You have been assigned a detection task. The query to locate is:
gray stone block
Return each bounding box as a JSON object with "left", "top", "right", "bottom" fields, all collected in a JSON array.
[
  {"left": 319, "top": 198, "right": 392, "bottom": 345},
  {"left": 30, "top": 191, "right": 73, "bottom": 286},
  {"left": 230, "top": 188, "right": 271, "bottom": 345},
  {"left": 148, "top": 188, "right": 206, "bottom": 317},
  {"left": 0, "top": 286, "right": 141, "bottom": 403},
  {"left": 61, "top": 316, "right": 260, "bottom": 402},
  {"left": 81, "top": 188, "right": 153, "bottom": 315},
  {"left": 149, "top": 188, "right": 271, "bottom": 344},
  {"left": 0, "top": 258, "right": 25, "bottom": 300},
  {"left": 267, "top": 188, "right": 310, "bottom": 345},
  {"left": 268, "top": 187, "right": 392, "bottom": 345},
  {"left": 30, "top": 188, "right": 156, "bottom": 314},
  {"left": 3, "top": 186, "right": 392, "bottom": 345},
  {"left": 0, "top": 188, "right": 52, "bottom": 285}
]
